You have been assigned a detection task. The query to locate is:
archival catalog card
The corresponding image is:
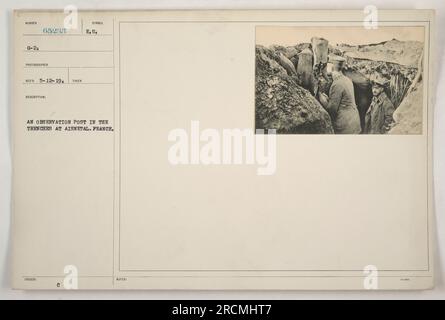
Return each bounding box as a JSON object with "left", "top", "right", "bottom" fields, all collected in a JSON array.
[{"left": 12, "top": 9, "right": 435, "bottom": 290}]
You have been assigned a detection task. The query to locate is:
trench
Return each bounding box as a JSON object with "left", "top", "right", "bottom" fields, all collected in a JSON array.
[
  {"left": 343, "top": 66, "right": 413, "bottom": 132},
  {"left": 343, "top": 69, "right": 373, "bottom": 131},
  {"left": 255, "top": 43, "right": 419, "bottom": 134}
]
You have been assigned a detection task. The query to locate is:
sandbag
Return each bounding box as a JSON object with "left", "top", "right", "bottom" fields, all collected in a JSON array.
[
  {"left": 278, "top": 52, "right": 297, "bottom": 76},
  {"left": 297, "top": 48, "right": 314, "bottom": 91},
  {"left": 311, "top": 37, "right": 329, "bottom": 66}
]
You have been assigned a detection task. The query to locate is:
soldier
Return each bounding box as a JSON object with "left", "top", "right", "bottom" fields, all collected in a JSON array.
[
  {"left": 364, "top": 74, "right": 395, "bottom": 134},
  {"left": 318, "top": 55, "right": 361, "bottom": 134}
]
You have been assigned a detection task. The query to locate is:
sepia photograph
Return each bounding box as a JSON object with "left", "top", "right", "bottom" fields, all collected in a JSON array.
[{"left": 255, "top": 26, "right": 425, "bottom": 134}]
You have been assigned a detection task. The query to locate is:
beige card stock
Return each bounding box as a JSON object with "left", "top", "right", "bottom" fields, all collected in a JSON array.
[{"left": 12, "top": 10, "right": 435, "bottom": 290}]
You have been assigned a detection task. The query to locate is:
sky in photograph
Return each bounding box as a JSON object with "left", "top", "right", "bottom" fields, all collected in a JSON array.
[{"left": 256, "top": 26, "right": 425, "bottom": 47}]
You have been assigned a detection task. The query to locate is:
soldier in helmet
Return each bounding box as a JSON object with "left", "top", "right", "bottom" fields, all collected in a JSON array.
[
  {"left": 364, "top": 73, "right": 395, "bottom": 134},
  {"left": 318, "top": 55, "right": 361, "bottom": 134}
]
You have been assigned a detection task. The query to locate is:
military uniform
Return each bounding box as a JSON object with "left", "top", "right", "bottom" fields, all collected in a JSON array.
[
  {"left": 364, "top": 91, "right": 395, "bottom": 134},
  {"left": 326, "top": 72, "right": 361, "bottom": 134}
]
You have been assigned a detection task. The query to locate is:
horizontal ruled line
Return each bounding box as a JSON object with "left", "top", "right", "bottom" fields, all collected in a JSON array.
[
  {"left": 24, "top": 66, "right": 113, "bottom": 68},
  {"left": 22, "top": 275, "right": 433, "bottom": 279},
  {"left": 22, "top": 82, "right": 113, "bottom": 85},
  {"left": 23, "top": 50, "right": 113, "bottom": 53},
  {"left": 22, "top": 33, "right": 112, "bottom": 36}
]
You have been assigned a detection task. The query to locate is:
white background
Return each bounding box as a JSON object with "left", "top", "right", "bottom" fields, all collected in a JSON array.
[{"left": 1, "top": 0, "right": 444, "bottom": 299}]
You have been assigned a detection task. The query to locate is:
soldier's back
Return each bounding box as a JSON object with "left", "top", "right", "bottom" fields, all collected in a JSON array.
[{"left": 332, "top": 75, "right": 361, "bottom": 134}]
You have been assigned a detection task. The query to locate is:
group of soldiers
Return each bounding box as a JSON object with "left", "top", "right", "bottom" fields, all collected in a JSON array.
[{"left": 317, "top": 55, "right": 395, "bottom": 134}]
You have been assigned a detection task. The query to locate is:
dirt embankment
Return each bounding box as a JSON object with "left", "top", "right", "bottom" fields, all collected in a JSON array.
[{"left": 255, "top": 46, "right": 334, "bottom": 134}]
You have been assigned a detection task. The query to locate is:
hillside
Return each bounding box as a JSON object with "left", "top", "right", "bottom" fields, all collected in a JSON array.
[{"left": 336, "top": 39, "right": 423, "bottom": 67}]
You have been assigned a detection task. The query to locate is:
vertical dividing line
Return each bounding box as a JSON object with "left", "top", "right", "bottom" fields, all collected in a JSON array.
[
  {"left": 118, "top": 21, "right": 121, "bottom": 274},
  {"left": 422, "top": 20, "right": 428, "bottom": 271},
  {"left": 112, "top": 17, "right": 116, "bottom": 286}
]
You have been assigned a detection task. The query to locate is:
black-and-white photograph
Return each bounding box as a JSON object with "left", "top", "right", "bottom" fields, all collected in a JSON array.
[{"left": 255, "top": 26, "right": 425, "bottom": 134}]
